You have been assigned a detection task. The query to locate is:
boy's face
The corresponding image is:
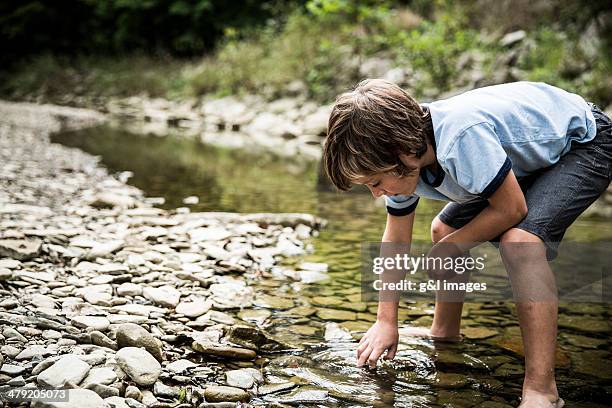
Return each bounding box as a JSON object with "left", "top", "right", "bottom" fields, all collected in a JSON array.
[{"left": 354, "top": 170, "right": 420, "bottom": 198}]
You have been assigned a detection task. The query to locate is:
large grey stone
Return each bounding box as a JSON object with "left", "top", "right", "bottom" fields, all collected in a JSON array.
[
  {"left": 37, "top": 354, "right": 91, "bottom": 388},
  {"left": 0, "top": 239, "right": 42, "bottom": 260},
  {"left": 116, "top": 347, "right": 161, "bottom": 386},
  {"left": 115, "top": 323, "right": 163, "bottom": 362},
  {"left": 142, "top": 286, "right": 180, "bottom": 308}
]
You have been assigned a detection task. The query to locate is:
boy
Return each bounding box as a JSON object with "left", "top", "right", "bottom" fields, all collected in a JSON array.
[{"left": 323, "top": 79, "right": 612, "bottom": 407}]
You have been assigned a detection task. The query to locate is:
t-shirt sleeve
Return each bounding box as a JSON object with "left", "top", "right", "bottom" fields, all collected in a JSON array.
[
  {"left": 442, "top": 122, "right": 512, "bottom": 199},
  {"left": 384, "top": 194, "right": 420, "bottom": 216}
]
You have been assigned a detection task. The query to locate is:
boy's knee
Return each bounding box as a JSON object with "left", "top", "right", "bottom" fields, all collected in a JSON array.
[
  {"left": 499, "top": 228, "right": 547, "bottom": 268},
  {"left": 431, "top": 217, "right": 456, "bottom": 243}
]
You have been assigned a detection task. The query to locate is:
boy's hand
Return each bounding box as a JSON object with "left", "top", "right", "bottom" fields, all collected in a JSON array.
[
  {"left": 426, "top": 241, "right": 465, "bottom": 280},
  {"left": 356, "top": 320, "right": 399, "bottom": 368}
]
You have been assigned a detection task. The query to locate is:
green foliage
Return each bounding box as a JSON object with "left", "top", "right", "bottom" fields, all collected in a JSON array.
[
  {"left": 1, "top": 0, "right": 609, "bottom": 106},
  {"left": 0, "top": 54, "right": 187, "bottom": 101},
  {"left": 393, "top": 11, "right": 480, "bottom": 92},
  {"left": 0, "top": 0, "right": 299, "bottom": 63}
]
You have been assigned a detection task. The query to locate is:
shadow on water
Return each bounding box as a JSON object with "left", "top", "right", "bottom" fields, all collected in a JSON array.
[{"left": 52, "top": 126, "right": 612, "bottom": 407}]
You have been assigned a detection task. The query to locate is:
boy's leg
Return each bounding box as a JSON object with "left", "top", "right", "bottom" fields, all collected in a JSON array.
[
  {"left": 499, "top": 229, "right": 559, "bottom": 405},
  {"left": 430, "top": 216, "right": 465, "bottom": 338},
  {"left": 498, "top": 104, "right": 612, "bottom": 405},
  {"left": 402, "top": 215, "right": 472, "bottom": 339}
]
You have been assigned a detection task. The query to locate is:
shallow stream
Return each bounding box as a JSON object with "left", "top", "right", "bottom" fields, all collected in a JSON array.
[{"left": 52, "top": 126, "right": 612, "bottom": 407}]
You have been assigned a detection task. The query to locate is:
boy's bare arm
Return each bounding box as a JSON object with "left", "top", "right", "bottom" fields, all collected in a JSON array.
[
  {"left": 377, "top": 212, "right": 415, "bottom": 322},
  {"left": 357, "top": 212, "right": 414, "bottom": 368},
  {"left": 438, "top": 170, "right": 527, "bottom": 250}
]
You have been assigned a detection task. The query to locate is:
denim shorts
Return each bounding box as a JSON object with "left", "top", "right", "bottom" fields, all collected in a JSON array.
[{"left": 437, "top": 103, "right": 612, "bottom": 260}]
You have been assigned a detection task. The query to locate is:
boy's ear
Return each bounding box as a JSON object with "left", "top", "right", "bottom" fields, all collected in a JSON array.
[{"left": 398, "top": 153, "right": 419, "bottom": 170}]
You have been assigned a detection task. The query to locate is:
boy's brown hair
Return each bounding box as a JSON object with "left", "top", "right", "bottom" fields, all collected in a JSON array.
[{"left": 323, "top": 78, "right": 431, "bottom": 191}]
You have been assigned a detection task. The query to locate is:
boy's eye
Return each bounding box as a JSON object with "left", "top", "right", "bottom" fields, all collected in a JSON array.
[{"left": 372, "top": 181, "right": 380, "bottom": 188}]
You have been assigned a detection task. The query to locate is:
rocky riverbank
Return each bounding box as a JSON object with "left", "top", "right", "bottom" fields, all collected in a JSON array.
[
  {"left": 0, "top": 102, "right": 328, "bottom": 407},
  {"left": 103, "top": 94, "right": 330, "bottom": 160}
]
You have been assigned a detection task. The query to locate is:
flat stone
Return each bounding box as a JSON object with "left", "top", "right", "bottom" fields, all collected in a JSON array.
[
  {"left": 192, "top": 341, "right": 256, "bottom": 360},
  {"left": 81, "top": 367, "right": 118, "bottom": 387},
  {"left": 572, "top": 350, "right": 612, "bottom": 379},
  {"left": 225, "top": 368, "right": 263, "bottom": 389},
  {"left": 98, "top": 263, "right": 130, "bottom": 275},
  {"left": 434, "top": 372, "right": 469, "bottom": 388},
  {"left": 558, "top": 315, "right": 611, "bottom": 334},
  {"left": 269, "top": 388, "right": 329, "bottom": 404},
  {"left": 204, "top": 385, "right": 250, "bottom": 403},
  {"left": 31, "top": 388, "right": 105, "bottom": 408},
  {"left": 1, "top": 364, "right": 27, "bottom": 376},
  {"left": 153, "top": 381, "right": 179, "bottom": 398},
  {"left": 298, "top": 262, "right": 328, "bottom": 272},
  {"left": 0, "top": 259, "right": 21, "bottom": 269},
  {"left": 315, "top": 308, "right": 357, "bottom": 321},
  {"left": 86, "top": 240, "right": 124, "bottom": 259},
  {"left": 253, "top": 294, "right": 295, "bottom": 310},
  {"left": 142, "top": 286, "right": 180, "bottom": 308},
  {"left": 462, "top": 327, "right": 498, "bottom": 340},
  {"left": 188, "top": 227, "right": 232, "bottom": 242},
  {"left": 15, "top": 344, "right": 49, "bottom": 360},
  {"left": 116, "top": 283, "right": 143, "bottom": 297},
  {"left": 71, "top": 316, "right": 110, "bottom": 331},
  {"left": 116, "top": 347, "right": 161, "bottom": 386},
  {"left": 0, "top": 239, "right": 42, "bottom": 260},
  {"left": 175, "top": 297, "right": 211, "bottom": 318},
  {"left": 165, "top": 359, "right": 197, "bottom": 374},
  {"left": 4, "top": 327, "right": 27, "bottom": 342},
  {"left": 37, "top": 354, "right": 91, "bottom": 388},
  {"left": 0, "top": 267, "right": 13, "bottom": 280},
  {"left": 257, "top": 382, "right": 296, "bottom": 395}
]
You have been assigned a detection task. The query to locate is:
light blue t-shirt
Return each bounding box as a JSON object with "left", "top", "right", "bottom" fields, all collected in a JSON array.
[{"left": 385, "top": 82, "right": 597, "bottom": 216}]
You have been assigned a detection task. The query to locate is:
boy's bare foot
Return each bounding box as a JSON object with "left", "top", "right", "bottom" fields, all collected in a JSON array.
[
  {"left": 518, "top": 392, "right": 564, "bottom": 408},
  {"left": 398, "top": 326, "right": 462, "bottom": 342}
]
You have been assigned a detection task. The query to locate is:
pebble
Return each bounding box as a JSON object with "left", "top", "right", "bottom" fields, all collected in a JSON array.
[{"left": 116, "top": 347, "right": 161, "bottom": 386}]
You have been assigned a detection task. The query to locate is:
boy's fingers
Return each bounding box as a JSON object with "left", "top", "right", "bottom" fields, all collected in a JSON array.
[
  {"left": 358, "top": 333, "right": 369, "bottom": 345},
  {"left": 384, "top": 343, "right": 398, "bottom": 360},
  {"left": 357, "top": 345, "right": 373, "bottom": 367},
  {"left": 368, "top": 347, "right": 384, "bottom": 368},
  {"left": 356, "top": 339, "right": 369, "bottom": 357}
]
